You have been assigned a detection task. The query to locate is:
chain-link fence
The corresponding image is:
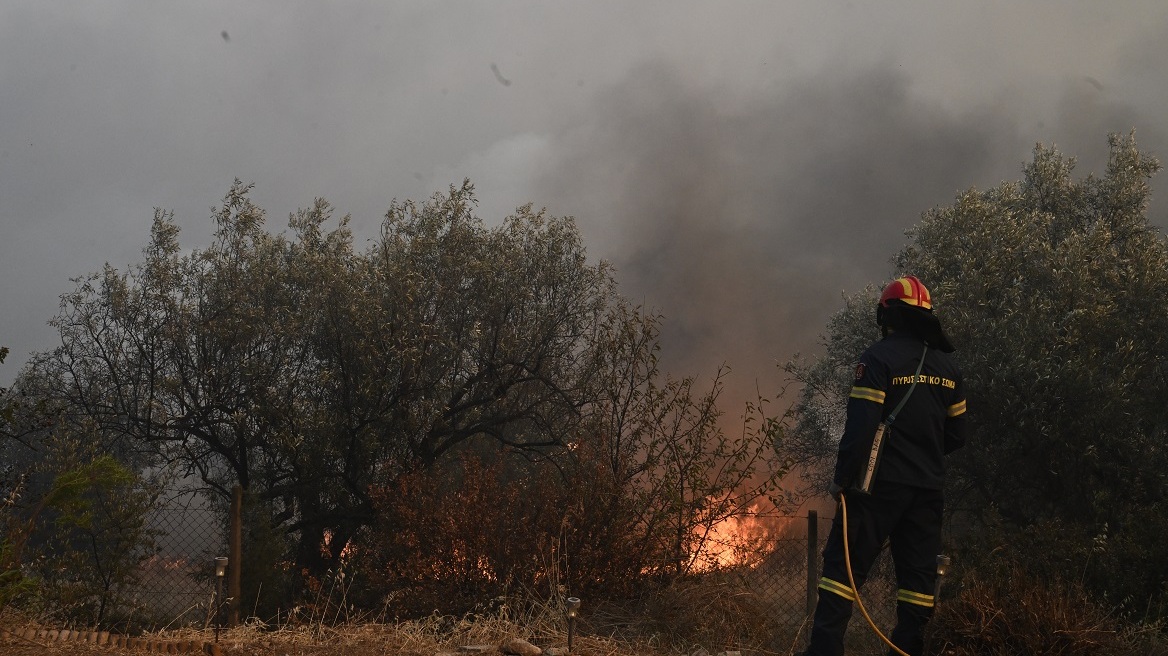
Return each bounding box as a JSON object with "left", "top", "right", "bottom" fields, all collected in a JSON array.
[
  {"left": 132, "top": 486, "right": 227, "bottom": 630},
  {"left": 717, "top": 511, "right": 900, "bottom": 654},
  {"left": 125, "top": 500, "right": 905, "bottom": 654}
]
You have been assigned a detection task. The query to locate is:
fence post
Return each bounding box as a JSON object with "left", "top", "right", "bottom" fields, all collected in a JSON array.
[
  {"left": 806, "top": 510, "right": 818, "bottom": 619},
  {"left": 229, "top": 485, "right": 243, "bottom": 627}
]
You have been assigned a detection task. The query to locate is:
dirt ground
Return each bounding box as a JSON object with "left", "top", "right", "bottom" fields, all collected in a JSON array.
[
  {"left": 0, "top": 626, "right": 611, "bottom": 656},
  {"left": 1, "top": 634, "right": 454, "bottom": 656},
  {"left": 0, "top": 629, "right": 422, "bottom": 656}
]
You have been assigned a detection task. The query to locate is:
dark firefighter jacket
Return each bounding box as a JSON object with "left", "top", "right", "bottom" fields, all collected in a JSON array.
[{"left": 833, "top": 331, "right": 968, "bottom": 491}]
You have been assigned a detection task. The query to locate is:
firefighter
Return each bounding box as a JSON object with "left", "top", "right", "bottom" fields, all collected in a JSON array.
[{"left": 799, "top": 275, "right": 968, "bottom": 656}]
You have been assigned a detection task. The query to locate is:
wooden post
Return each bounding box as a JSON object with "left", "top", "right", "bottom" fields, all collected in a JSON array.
[
  {"left": 229, "top": 485, "right": 243, "bottom": 627},
  {"left": 806, "top": 510, "right": 818, "bottom": 619}
]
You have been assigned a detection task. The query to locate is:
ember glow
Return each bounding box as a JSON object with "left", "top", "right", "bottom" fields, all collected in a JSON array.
[{"left": 692, "top": 502, "right": 792, "bottom": 572}]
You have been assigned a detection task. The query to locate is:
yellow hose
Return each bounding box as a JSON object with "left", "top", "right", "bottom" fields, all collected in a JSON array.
[{"left": 839, "top": 492, "right": 911, "bottom": 656}]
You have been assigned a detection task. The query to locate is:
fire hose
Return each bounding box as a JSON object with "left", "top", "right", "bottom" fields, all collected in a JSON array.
[{"left": 840, "top": 490, "right": 911, "bottom": 653}]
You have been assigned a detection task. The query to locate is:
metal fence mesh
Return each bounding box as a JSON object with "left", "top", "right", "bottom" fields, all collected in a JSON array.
[
  {"left": 718, "top": 512, "right": 900, "bottom": 654},
  {"left": 132, "top": 488, "right": 226, "bottom": 630},
  {"left": 126, "top": 501, "right": 902, "bottom": 653}
]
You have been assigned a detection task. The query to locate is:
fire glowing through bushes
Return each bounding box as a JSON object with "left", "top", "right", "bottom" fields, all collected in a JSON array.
[
  {"left": 690, "top": 500, "right": 794, "bottom": 572},
  {"left": 317, "top": 498, "right": 792, "bottom": 580}
]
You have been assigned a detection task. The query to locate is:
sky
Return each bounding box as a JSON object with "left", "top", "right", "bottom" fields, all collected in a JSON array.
[{"left": 3, "top": 1, "right": 1168, "bottom": 408}]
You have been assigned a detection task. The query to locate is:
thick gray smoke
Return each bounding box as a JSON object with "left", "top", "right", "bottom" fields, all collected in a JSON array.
[{"left": 533, "top": 61, "right": 1166, "bottom": 406}]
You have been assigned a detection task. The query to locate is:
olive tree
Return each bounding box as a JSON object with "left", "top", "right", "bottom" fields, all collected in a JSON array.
[
  {"left": 280, "top": 182, "right": 620, "bottom": 571},
  {"left": 19, "top": 180, "right": 622, "bottom": 574},
  {"left": 784, "top": 134, "right": 1168, "bottom": 617},
  {"left": 19, "top": 177, "right": 791, "bottom": 610}
]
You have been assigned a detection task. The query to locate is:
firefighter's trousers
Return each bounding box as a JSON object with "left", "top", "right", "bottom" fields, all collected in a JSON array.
[{"left": 803, "top": 483, "right": 943, "bottom": 656}]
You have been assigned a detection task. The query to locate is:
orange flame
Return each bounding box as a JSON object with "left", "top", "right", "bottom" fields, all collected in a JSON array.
[{"left": 692, "top": 500, "right": 792, "bottom": 571}]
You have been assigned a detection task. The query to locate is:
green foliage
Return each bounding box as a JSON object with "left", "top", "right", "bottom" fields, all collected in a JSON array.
[
  {"left": 41, "top": 455, "right": 135, "bottom": 521},
  {"left": 31, "top": 457, "right": 159, "bottom": 629},
  {"left": 901, "top": 133, "right": 1168, "bottom": 618},
  {"left": 0, "top": 450, "right": 157, "bottom": 628},
  {"left": 14, "top": 177, "right": 788, "bottom": 626},
  {"left": 238, "top": 490, "right": 294, "bottom": 622},
  {"left": 784, "top": 134, "right": 1168, "bottom": 620},
  {"left": 11, "top": 177, "right": 794, "bottom": 616},
  {"left": 20, "top": 179, "right": 624, "bottom": 578}
]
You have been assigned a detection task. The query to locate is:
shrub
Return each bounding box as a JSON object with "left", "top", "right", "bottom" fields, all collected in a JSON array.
[
  {"left": 927, "top": 563, "right": 1167, "bottom": 656},
  {"left": 354, "top": 454, "right": 567, "bottom": 617}
]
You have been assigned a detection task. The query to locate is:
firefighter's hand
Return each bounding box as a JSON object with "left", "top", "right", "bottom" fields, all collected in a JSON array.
[{"left": 827, "top": 481, "right": 843, "bottom": 502}]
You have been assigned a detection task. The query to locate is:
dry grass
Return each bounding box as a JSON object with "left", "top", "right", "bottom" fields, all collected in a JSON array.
[
  {"left": 578, "top": 577, "right": 787, "bottom": 655},
  {"left": 195, "top": 599, "right": 684, "bottom": 656},
  {"left": 10, "top": 564, "right": 1168, "bottom": 656},
  {"left": 926, "top": 565, "right": 1168, "bottom": 656},
  {"left": 1, "top": 596, "right": 684, "bottom": 656}
]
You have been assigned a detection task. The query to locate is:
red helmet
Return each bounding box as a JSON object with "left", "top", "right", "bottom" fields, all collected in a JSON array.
[
  {"left": 879, "top": 275, "right": 932, "bottom": 311},
  {"left": 876, "top": 275, "right": 954, "bottom": 351}
]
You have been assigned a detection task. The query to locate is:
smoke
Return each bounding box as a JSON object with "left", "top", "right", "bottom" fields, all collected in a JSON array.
[{"left": 533, "top": 62, "right": 1028, "bottom": 403}]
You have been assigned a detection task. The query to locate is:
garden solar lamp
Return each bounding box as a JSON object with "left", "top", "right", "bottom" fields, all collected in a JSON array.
[
  {"left": 934, "top": 554, "right": 951, "bottom": 601},
  {"left": 566, "top": 597, "right": 581, "bottom": 652},
  {"left": 214, "top": 557, "right": 229, "bottom": 642}
]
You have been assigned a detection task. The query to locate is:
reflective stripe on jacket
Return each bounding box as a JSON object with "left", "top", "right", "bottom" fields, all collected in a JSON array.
[{"left": 834, "top": 332, "right": 967, "bottom": 490}]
